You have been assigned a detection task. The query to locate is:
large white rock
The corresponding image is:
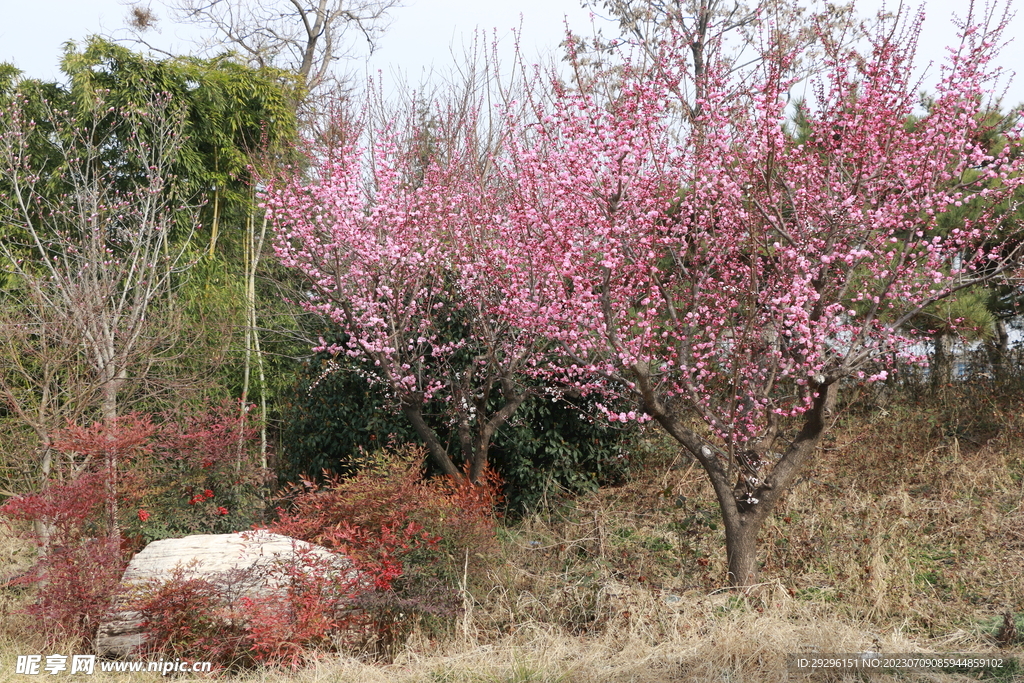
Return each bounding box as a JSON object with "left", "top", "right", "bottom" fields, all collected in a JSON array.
[{"left": 94, "top": 531, "right": 354, "bottom": 657}]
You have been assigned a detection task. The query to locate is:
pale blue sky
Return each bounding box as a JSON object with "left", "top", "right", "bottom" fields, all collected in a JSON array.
[{"left": 1, "top": 0, "right": 1021, "bottom": 105}]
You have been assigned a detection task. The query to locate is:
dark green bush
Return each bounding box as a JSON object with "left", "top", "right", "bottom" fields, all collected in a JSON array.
[{"left": 279, "top": 339, "right": 634, "bottom": 516}]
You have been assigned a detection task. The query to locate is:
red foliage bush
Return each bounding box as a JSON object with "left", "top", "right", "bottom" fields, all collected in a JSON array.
[
  {"left": 0, "top": 406, "right": 267, "bottom": 647},
  {"left": 51, "top": 415, "right": 157, "bottom": 462},
  {"left": 240, "top": 547, "right": 365, "bottom": 667},
  {"left": 0, "top": 415, "right": 169, "bottom": 645},
  {"left": 271, "top": 443, "right": 501, "bottom": 562},
  {"left": 127, "top": 444, "right": 501, "bottom": 666},
  {"left": 3, "top": 429, "right": 500, "bottom": 662},
  {"left": 0, "top": 471, "right": 126, "bottom": 645},
  {"left": 129, "top": 401, "right": 267, "bottom": 543},
  {"left": 267, "top": 444, "right": 502, "bottom": 657},
  {"left": 131, "top": 538, "right": 405, "bottom": 668},
  {"left": 132, "top": 567, "right": 252, "bottom": 665}
]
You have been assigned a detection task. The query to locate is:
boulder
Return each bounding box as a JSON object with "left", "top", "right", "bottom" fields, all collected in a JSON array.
[{"left": 94, "top": 531, "right": 354, "bottom": 657}]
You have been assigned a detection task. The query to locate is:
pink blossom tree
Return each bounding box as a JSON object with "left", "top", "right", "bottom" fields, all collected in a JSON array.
[
  {"left": 268, "top": 102, "right": 539, "bottom": 483},
  {"left": 269, "top": 3, "right": 1022, "bottom": 584},
  {"left": 496, "top": 5, "right": 1023, "bottom": 585}
]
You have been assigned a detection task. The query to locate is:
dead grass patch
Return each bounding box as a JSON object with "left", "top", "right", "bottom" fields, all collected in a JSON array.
[{"left": 1, "top": 385, "right": 1021, "bottom": 680}]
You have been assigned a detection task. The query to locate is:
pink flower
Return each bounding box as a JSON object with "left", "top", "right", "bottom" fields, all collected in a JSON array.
[{"left": 137, "top": 509, "right": 151, "bottom": 522}]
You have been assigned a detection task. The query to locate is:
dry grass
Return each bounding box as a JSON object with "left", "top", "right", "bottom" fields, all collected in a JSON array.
[
  {"left": 0, "top": 522, "right": 39, "bottom": 647},
  {"left": 1, "top": 385, "right": 1022, "bottom": 681}
]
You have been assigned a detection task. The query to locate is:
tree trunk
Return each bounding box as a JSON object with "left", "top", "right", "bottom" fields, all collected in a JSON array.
[
  {"left": 723, "top": 513, "right": 761, "bottom": 587},
  {"left": 240, "top": 208, "right": 270, "bottom": 474},
  {"left": 641, "top": 372, "right": 837, "bottom": 587},
  {"left": 401, "top": 402, "right": 462, "bottom": 478},
  {"left": 100, "top": 368, "right": 123, "bottom": 542},
  {"left": 931, "top": 332, "right": 955, "bottom": 388},
  {"left": 985, "top": 319, "right": 1009, "bottom": 381},
  {"left": 208, "top": 182, "right": 220, "bottom": 258},
  {"left": 34, "top": 438, "right": 54, "bottom": 552},
  {"left": 467, "top": 387, "right": 527, "bottom": 484},
  {"left": 403, "top": 390, "right": 526, "bottom": 485},
  {"left": 100, "top": 372, "right": 119, "bottom": 425},
  {"left": 238, "top": 207, "right": 253, "bottom": 487}
]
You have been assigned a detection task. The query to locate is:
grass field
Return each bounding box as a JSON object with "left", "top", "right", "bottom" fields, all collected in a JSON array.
[{"left": 2, "top": 385, "right": 1022, "bottom": 681}]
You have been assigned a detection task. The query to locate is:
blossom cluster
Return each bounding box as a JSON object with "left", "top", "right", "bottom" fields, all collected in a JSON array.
[{"left": 269, "top": 5, "right": 1022, "bottom": 456}]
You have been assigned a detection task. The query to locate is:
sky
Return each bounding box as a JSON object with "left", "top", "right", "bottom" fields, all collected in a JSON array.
[{"left": 1, "top": 0, "right": 1022, "bottom": 106}]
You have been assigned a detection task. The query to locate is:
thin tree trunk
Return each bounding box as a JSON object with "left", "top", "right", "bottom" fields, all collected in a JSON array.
[
  {"left": 238, "top": 209, "right": 253, "bottom": 489},
  {"left": 931, "top": 332, "right": 954, "bottom": 388},
  {"left": 986, "top": 319, "right": 1009, "bottom": 381},
  {"left": 250, "top": 212, "right": 270, "bottom": 470},
  {"left": 401, "top": 402, "right": 462, "bottom": 478},
  {"left": 209, "top": 153, "right": 221, "bottom": 258},
  {"left": 254, "top": 314, "right": 268, "bottom": 470},
  {"left": 208, "top": 187, "right": 221, "bottom": 258},
  {"left": 100, "top": 368, "right": 123, "bottom": 542},
  {"left": 34, "top": 438, "right": 54, "bottom": 551},
  {"left": 239, "top": 206, "right": 270, "bottom": 481}
]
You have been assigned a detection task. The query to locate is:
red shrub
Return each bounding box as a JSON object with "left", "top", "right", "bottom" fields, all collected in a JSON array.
[
  {"left": 127, "top": 445, "right": 501, "bottom": 666},
  {"left": 271, "top": 444, "right": 501, "bottom": 562},
  {"left": 0, "top": 406, "right": 267, "bottom": 647},
  {"left": 133, "top": 567, "right": 251, "bottom": 665},
  {"left": 267, "top": 444, "right": 501, "bottom": 658},
  {"left": 129, "top": 401, "right": 267, "bottom": 543},
  {"left": 0, "top": 472, "right": 126, "bottom": 645},
  {"left": 241, "top": 547, "right": 365, "bottom": 668},
  {"left": 130, "top": 540, "right": 402, "bottom": 668}
]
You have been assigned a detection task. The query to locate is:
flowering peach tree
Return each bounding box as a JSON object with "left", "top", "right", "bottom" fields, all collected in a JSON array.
[
  {"left": 267, "top": 106, "right": 539, "bottom": 483},
  {"left": 495, "top": 5, "right": 1023, "bottom": 584},
  {"left": 271, "top": 4, "right": 1022, "bottom": 585}
]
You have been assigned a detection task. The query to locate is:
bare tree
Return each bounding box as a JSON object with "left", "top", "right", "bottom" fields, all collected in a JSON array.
[
  {"left": 578, "top": 0, "right": 865, "bottom": 123},
  {"left": 127, "top": 0, "right": 402, "bottom": 99},
  {"left": 0, "top": 295, "right": 96, "bottom": 490},
  {"left": 0, "top": 89, "right": 197, "bottom": 531}
]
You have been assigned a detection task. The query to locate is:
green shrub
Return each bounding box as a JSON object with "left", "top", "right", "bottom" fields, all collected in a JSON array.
[{"left": 279, "top": 339, "right": 634, "bottom": 516}]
